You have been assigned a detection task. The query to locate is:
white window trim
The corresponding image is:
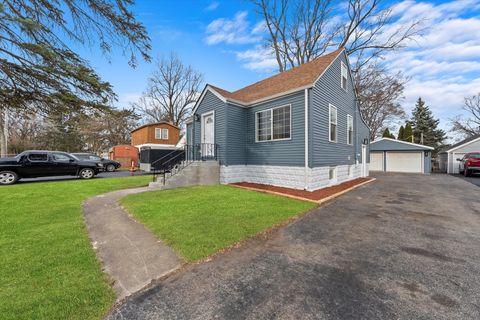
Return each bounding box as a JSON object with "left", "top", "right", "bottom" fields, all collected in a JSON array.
[
  {"left": 162, "top": 128, "right": 169, "bottom": 140},
  {"left": 155, "top": 128, "right": 161, "bottom": 139},
  {"left": 329, "top": 104, "right": 337, "bottom": 143},
  {"left": 341, "top": 61, "right": 348, "bottom": 91},
  {"left": 255, "top": 104, "right": 292, "bottom": 143},
  {"left": 347, "top": 114, "right": 353, "bottom": 145}
]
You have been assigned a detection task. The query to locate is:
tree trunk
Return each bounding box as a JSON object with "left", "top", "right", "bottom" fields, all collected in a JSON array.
[{"left": 0, "top": 108, "right": 6, "bottom": 157}]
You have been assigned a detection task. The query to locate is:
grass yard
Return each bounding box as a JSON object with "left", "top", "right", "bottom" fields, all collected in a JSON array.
[
  {"left": 121, "top": 185, "right": 316, "bottom": 262},
  {"left": 0, "top": 176, "right": 151, "bottom": 320}
]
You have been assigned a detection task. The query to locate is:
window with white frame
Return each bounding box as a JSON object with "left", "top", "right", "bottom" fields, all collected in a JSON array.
[
  {"left": 155, "top": 128, "right": 161, "bottom": 139},
  {"left": 347, "top": 114, "right": 353, "bottom": 145},
  {"left": 329, "top": 166, "right": 337, "bottom": 180},
  {"left": 256, "top": 105, "right": 291, "bottom": 142},
  {"left": 341, "top": 61, "right": 348, "bottom": 91},
  {"left": 329, "top": 105, "right": 337, "bottom": 142},
  {"left": 162, "top": 128, "right": 169, "bottom": 139}
]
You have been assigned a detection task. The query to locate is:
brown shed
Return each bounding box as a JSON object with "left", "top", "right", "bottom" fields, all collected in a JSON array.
[
  {"left": 109, "top": 145, "right": 139, "bottom": 168},
  {"left": 131, "top": 122, "right": 180, "bottom": 147}
]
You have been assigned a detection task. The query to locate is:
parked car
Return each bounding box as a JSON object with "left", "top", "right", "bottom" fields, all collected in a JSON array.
[
  {"left": 0, "top": 150, "right": 102, "bottom": 185},
  {"left": 458, "top": 152, "right": 480, "bottom": 177},
  {"left": 71, "top": 153, "right": 121, "bottom": 172}
]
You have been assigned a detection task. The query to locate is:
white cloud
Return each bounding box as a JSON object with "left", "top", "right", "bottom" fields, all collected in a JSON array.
[
  {"left": 205, "top": 1, "right": 219, "bottom": 12},
  {"left": 205, "top": 11, "right": 262, "bottom": 45},
  {"left": 379, "top": 0, "right": 480, "bottom": 131},
  {"left": 235, "top": 45, "right": 278, "bottom": 72}
]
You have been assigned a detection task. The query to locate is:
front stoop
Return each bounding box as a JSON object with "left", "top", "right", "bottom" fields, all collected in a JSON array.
[
  {"left": 149, "top": 160, "right": 220, "bottom": 189},
  {"left": 82, "top": 188, "right": 183, "bottom": 301}
]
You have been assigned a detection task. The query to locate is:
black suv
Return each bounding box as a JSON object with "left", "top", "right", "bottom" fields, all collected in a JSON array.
[
  {"left": 71, "top": 153, "right": 121, "bottom": 172},
  {"left": 0, "top": 151, "right": 102, "bottom": 185}
]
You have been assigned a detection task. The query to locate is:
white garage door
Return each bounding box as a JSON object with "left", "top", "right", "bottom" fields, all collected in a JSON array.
[
  {"left": 386, "top": 152, "right": 423, "bottom": 173},
  {"left": 370, "top": 152, "right": 384, "bottom": 171}
]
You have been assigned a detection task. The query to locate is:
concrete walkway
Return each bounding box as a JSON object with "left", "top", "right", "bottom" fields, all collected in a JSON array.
[{"left": 82, "top": 187, "right": 183, "bottom": 301}]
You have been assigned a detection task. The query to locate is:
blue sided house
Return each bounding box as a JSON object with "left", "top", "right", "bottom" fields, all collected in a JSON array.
[{"left": 185, "top": 48, "right": 370, "bottom": 191}]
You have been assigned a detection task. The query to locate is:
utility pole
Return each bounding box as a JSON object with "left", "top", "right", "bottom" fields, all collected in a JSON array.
[{"left": 420, "top": 132, "right": 424, "bottom": 145}]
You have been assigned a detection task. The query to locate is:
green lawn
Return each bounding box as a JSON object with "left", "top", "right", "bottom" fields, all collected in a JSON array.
[
  {"left": 121, "top": 185, "right": 315, "bottom": 262},
  {"left": 0, "top": 176, "right": 151, "bottom": 320}
]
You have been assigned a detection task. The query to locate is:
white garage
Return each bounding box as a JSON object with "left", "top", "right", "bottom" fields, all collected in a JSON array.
[
  {"left": 370, "top": 138, "right": 433, "bottom": 174},
  {"left": 438, "top": 135, "right": 480, "bottom": 174}
]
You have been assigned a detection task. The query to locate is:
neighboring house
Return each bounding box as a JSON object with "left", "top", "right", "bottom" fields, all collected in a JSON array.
[
  {"left": 370, "top": 138, "right": 433, "bottom": 174},
  {"left": 185, "top": 48, "right": 370, "bottom": 191},
  {"left": 131, "top": 122, "right": 181, "bottom": 149},
  {"left": 438, "top": 135, "right": 480, "bottom": 174}
]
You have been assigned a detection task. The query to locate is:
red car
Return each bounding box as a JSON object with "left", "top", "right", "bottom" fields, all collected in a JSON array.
[{"left": 458, "top": 152, "right": 480, "bottom": 177}]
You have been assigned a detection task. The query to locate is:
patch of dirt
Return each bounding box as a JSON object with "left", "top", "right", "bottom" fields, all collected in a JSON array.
[{"left": 231, "top": 178, "right": 372, "bottom": 201}]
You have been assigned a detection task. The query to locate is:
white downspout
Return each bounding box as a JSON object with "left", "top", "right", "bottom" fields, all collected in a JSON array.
[{"left": 304, "top": 89, "right": 309, "bottom": 190}]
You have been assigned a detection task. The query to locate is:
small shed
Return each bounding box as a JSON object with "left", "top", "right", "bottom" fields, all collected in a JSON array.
[
  {"left": 109, "top": 145, "right": 139, "bottom": 168},
  {"left": 438, "top": 135, "right": 480, "bottom": 174},
  {"left": 370, "top": 138, "right": 433, "bottom": 174}
]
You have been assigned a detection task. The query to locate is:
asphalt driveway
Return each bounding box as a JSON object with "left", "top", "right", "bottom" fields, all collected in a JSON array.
[
  {"left": 108, "top": 173, "right": 480, "bottom": 320},
  {"left": 455, "top": 173, "right": 480, "bottom": 187}
]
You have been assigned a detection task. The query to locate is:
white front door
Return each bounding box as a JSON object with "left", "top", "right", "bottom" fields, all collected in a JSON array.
[{"left": 201, "top": 112, "right": 215, "bottom": 158}]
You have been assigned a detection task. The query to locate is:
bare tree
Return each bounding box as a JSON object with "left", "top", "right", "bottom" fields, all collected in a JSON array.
[
  {"left": 251, "top": 0, "right": 420, "bottom": 136},
  {"left": 252, "top": 0, "right": 423, "bottom": 73},
  {"left": 355, "top": 64, "right": 406, "bottom": 139},
  {"left": 450, "top": 93, "right": 480, "bottom": 137},
  {"left": 134, "top": 53, "right": 203, "bottom": 127}
]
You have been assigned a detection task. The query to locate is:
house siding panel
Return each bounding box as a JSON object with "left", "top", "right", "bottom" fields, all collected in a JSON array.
[
  {"left": 226, "top": 104, "right": 247, "bottom": 165},
  {"left": 193, "top": 91, "right": 228, "bottom": 165},
  {"left": 310, "top": 53, "right": 360, "bottom": 167},
  {"left": 245, "top": 91, "right": 305, "bottom": 166}
]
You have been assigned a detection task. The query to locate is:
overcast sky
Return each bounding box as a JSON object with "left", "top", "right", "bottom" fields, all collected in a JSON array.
[{"left": 79, "top": 0, "right": 480, "bottom": 140}]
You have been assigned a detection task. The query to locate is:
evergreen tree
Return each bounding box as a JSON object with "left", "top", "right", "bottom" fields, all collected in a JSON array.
[
  {"left": 397, "top": 125, "right": 405, "bottom": 140},
  {"left": 403, "top": 122, "right": 413, "bottom": 142},
  {"left": 410, "top": 97, "right": 446, "bottom": 154},
  {"left": 382, "top": 128, "right": 395, "bottom": 139}
]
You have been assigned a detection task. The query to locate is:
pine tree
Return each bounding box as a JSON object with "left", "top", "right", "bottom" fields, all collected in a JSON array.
[
  {"left": 403, "top": 122, "right": 413, "bottom": 142},
  {"left": 398, "top": 125, "right": 405, "bottom": 140},
  {"left": 382, "top": 128, "right": 395, "bottom": 139},
  {"left": 410, "top": 97, "right": 446, "bottom": 154}
]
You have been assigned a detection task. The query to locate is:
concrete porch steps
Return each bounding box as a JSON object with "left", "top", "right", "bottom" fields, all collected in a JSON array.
[{"left": 149, "top": 160, "right": 220, "bottom": 189}]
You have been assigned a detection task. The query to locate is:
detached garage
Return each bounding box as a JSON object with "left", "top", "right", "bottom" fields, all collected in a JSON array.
[
  {"left": 370, "top": 138, "right": 433, "bottom": 174},
  {"left": 438, "top": 135, "right": 480, "bottom": 174}
]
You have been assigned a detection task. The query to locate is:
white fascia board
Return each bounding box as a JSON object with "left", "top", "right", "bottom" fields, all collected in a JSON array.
[{"left": 192, "top": 85, "right": 228, "bottom": 114}]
